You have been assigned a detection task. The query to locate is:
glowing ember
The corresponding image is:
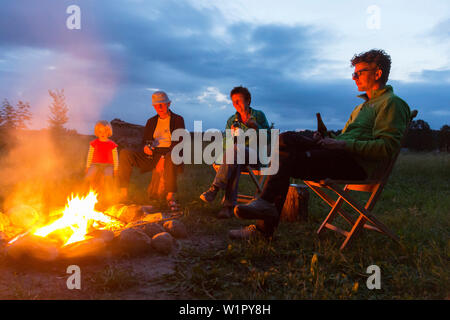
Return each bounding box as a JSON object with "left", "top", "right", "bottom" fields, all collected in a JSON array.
[{"left": 32, "top": 190, "right": 124, "bottom": 246}]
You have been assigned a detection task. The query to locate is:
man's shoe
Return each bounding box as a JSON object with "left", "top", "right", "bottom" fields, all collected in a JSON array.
[
  {"left": 234, "top": 198, "right": 278, "bottom": 220},
  {"left": 228, "top": 225, "right": 258, "bottom": 240},
  {"left": 217, "top": 206, "right": 233, "bottom": 219},
  {"left": 200, "top": 185, "right": 219, "bottom": 203}
]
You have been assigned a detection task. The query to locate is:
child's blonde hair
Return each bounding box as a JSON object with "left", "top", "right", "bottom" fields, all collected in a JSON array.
[{"left": 94, "top": 120, "right": 113, "bottom": 137}]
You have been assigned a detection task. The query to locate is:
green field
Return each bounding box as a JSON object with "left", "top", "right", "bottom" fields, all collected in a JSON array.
[
  {"left": 164, "top": 152, "right": 450, "bottom": 299},
  {"left": 0, "top": 132, "right": 449, "bottom": 299}
]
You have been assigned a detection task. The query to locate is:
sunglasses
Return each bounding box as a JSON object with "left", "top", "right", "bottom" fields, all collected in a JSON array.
[{"left": 352, "top": 68, "right": 377, "bottom": 78}]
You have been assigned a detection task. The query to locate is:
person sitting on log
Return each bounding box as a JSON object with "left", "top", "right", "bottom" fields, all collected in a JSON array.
[
  {"left": 199, "top": 86, "right": 271, "bottom": 219},
  {"left": 229, "top": 49, "right": 411, "bottom": 240},
  {"left": 118, "top": 91, "right": 185, "bottom": 211}
]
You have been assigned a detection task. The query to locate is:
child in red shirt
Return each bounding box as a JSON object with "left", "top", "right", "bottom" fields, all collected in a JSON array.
[{"left": 85, "top": 121, "right": 119, "bottom": 196}]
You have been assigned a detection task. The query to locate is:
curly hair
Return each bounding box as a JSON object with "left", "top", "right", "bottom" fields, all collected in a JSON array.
[
  {"left": 230, "top": 86, "right": 251, "bottom": 105},
  {"left": 351, "top": 49, "right": 391, "bottom": 85}
]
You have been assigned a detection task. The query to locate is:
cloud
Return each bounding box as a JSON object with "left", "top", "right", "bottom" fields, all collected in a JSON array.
[
  {"left": 0, "top": 0, "right": 448, "bottom": 133},
  {"left": 410, "top": 69, "right": 450, "bottom": 83},
  {"left": 431, "top": 110, "right": 450, "bottom": 116},
  {"left": 197, "top": 87, "right": 230, "bottom": 106},
  {"left": 429, "top": 18, "right": 450, "bottom": 40}
]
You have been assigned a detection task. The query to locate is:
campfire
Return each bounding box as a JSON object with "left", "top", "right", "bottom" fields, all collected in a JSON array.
[
  {"left": 0, "top": 190, "right": 186, "bottom": 262},
  {"left": 32, "top": 191, "right": 124, "bottom": 246}
]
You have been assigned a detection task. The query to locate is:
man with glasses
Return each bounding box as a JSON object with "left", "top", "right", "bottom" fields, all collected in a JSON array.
[{"left": 229, "top": 49, "right": 411, "bottom": 240}]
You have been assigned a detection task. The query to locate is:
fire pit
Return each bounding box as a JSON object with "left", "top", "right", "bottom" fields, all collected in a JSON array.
[{"left": 0, "top": 190, "right": 187, "bottom": 263}]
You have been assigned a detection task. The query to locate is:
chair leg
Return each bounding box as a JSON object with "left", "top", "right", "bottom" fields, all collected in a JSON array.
[
  {"left": 328, "top": 183, "right": 401, "bottom": 246},
  {"left": 304, "top": 182, "right": 355, "bottom": 226},
  {"left": 317, "top": 195, "right": 345, "bottom": 236},
  {"left": 247, "top": 167, "right": 263, "bottom": 194},
  {"left": 340, "top": 214, "right": 367, "bottom": 250}
]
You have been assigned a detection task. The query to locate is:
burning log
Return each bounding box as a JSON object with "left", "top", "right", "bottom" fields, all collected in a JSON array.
[
  {"left": 0, "top": 212, "right": 11, "bottom": 232},
  {"left": 6, "top": 234, "right": 59, "bottom": 262},
  {"left": 1, "top": 188, "right": 188, "bottom": 262},
  {"left": 104, "top": 204, "right": 145, "bottom": 224},
  {"left": 124, "top": 213, "right": 163, "bottom": 229},
  {"left": 7, "top": 205, "right": 40, "bottom": 230}
]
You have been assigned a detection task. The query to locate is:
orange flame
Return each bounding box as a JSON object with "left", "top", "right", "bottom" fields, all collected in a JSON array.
[{"left": 32, "top": 190, "right": 123, "bottom": 246}]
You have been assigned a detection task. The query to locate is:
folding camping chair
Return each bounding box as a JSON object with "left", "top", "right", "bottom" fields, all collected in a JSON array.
[
  {"left": 212, "top": 163, "right": 267, "bottom": 204},
  {"left": 303, "top": 110, "right": 418, "bottom": 251}
]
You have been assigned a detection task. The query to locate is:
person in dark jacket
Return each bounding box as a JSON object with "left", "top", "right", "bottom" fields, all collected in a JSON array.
[{"left": 118, "top": 91, "right": 185, "bottom": 209}]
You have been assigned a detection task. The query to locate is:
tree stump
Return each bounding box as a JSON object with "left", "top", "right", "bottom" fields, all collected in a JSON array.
[
  {"left": 147, "top": 171, "right": 165, "bottom": 200},
  {"left": 280, "top": 184, "right": 309, "bottom": 222}
]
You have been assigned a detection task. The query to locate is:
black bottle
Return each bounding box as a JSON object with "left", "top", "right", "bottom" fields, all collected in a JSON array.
[{"left": 316, "top": 113, "right": 329, "bottom": 138}]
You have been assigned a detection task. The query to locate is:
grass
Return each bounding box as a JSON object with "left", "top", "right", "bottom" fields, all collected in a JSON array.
[
  {"left": 87, "top": 264, "right": 140, "bottom": 293},
  {"left": 0, "top": 131, "right": 449, "bottom": 299},
  {"left": 163, "top": 152, "right": 449, "bottom": 300}
]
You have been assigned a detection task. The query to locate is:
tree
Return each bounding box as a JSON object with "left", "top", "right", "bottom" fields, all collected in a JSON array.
[
  {"left": 14, "top": 100, "right": 32, "bottom": 129},
  {"left": 405, "top": 119, "right": 435, "bottom": 151},
  {"left": 0, "top": 99, "right": 32, "bottom": 129},
  {"left": 0, "top": 98, "right": 32, "bottom": 150},
  {"left": 438, "top": 125, "right": 450, "bottom": 152},
  {"left": 0, "top": 99, "right": 16, "bottom": 129},
  {"left": 48, "top": 89, "right": 69, "bottom": 132}
]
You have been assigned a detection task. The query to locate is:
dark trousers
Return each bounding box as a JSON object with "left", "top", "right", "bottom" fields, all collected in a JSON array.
[
  {"left": 118, "top": 149, "right": 178, "bottom": 193},
  {"left": 213, "top": 145, "right": 256, "bottom": 207},
  {"left": 255, "top": 131, "right": 367, "bottom": 236}
]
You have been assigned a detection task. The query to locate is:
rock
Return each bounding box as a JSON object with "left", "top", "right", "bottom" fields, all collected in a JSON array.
[
  {"left": 142, "top": 213, "right": 163, "bottom": 223},
  {"left": 61, "top": 238, "right": 106, "bottom": 259},
  {"left": 105, "top": 204, "right": 143, "bottom": 224},
  {"left": 7, "top": 205, "right": 40, "bottom": 229},
  {"left": 89, "top": 229, "right": 115, "bottom": 243},
  {"left": 120, "top": 204, "right": 144, "bottom": 223},
  {"left": 0, "top": 213, "right": 10, "bottom": 232},
  {"left": 163, "top": 220, "right": 187, "bottom": 239},
  {"left": 151, "top": 232, "right": 173, "bottom": 255},
  {"left": 141, "top": 205, "right": 158, "bottom": 214},
  {"left": 142, "top": 223, "right": 165, "bottom": 238},
  {"left": 118, "top": 228, "right": 152, "bottom": 255},
  {"left": 125, "top": 220, "right": 146, "bottom": 229},
  {"left": 6, "top": 234, "right": 59, "bottom": 261}
]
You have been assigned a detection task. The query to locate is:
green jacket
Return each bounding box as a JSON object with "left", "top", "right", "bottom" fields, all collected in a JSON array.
[
  {"left": 336, "top": 85, "right": 411, "bottom": 178},
  {"left": 224, "top": 107, "right": 270, "bottom": 149}
]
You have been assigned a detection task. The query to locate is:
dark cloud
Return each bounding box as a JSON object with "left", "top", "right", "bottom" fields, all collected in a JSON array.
[
  {"left": 0, "top": 0, "right": 448, "bottom": 132},
  {"left": 411, "top": 69, "right": 450, "bottom": 83}
]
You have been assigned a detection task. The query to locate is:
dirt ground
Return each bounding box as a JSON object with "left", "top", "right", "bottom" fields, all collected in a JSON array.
[{"left": 0, "top": 234, "right": 225, "bottom": 300}]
